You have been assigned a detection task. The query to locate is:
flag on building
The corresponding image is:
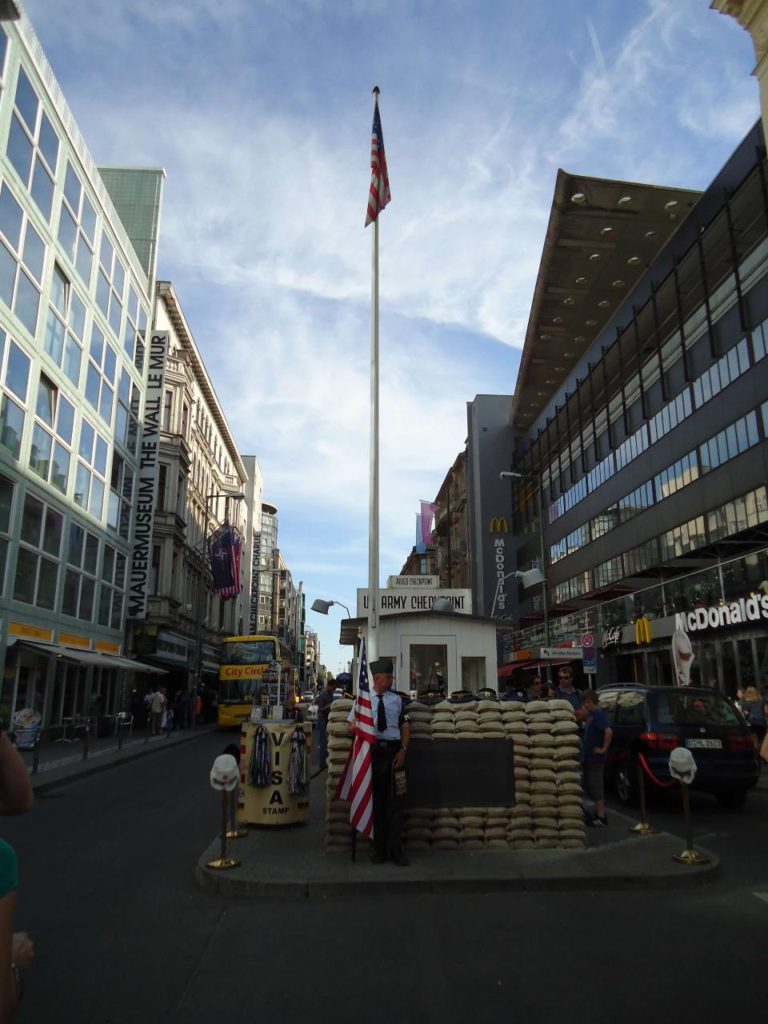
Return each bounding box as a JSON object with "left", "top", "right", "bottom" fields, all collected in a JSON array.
[
  {"left": 335, "top": 637, "right": 375, "bottom": 837},
  {"left": 209, "top": 522, "right": 242, "bottom": 599},
  {"left": 419, "top": 500, "right": 436, "bottom": 545},
  {"left": 365, "top": 92, "right": 391, "bottom": 227}
]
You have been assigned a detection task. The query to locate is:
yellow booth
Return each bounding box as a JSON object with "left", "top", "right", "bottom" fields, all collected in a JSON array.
[{"left": 238, "top": 720, "right": 312, "bottom": 826}]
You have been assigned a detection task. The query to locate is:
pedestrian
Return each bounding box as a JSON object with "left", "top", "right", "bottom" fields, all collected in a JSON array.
[
  {"left": 525, "top": 676, "right": 545, "bottom": 703},
  {"left": 555, "top": 666, "right": 582, "bottom": 714},
  {"left": 740, "top": 686, "right": 767, "bottom": 750},
  {"left": 315, "top": 678, "right": 335, "bottom": 770},
  {"left": 581, "top": 690, "right": 613, "bottom": 827},
  {"left": 161, "top": 704, "right": 174, "bottom": 736},
  {"left": 0, "top": 732, "right": 34, "bottom": 1019},
  {"left": 149, "top": 688, "right": 166, "bottom": 736},
  {"left": 178, "top": 689, "right": 192, "bottom": 730},
  {"left": 348, "top": 657, "right": 410, "bottom": 866}
]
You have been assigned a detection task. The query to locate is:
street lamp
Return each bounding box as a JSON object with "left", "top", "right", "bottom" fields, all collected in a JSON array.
[
  {"left": 490, "top": 567, "right": 546, "bottom": 619},
  {"left": 311, "top": 597, "right": 352, "bottom": 619},
  {"left": 191, "top": 490, "right": 246, "bottom": 724},
  {"left": 499, "top": 470, "right": 550, "bottom": 648}
]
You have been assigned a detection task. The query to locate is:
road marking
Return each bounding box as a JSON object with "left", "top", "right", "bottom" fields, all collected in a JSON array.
[{"left": 753, "top": 892, "right": 768, "bottom": 905}]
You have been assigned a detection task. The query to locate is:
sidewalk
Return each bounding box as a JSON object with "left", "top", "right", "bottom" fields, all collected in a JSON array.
[
  {"left": 21, "top": 724, "right": 217, "bottom": 792},
  {"left": 195, "top": 767, "right": 725, "bottom": 899}
]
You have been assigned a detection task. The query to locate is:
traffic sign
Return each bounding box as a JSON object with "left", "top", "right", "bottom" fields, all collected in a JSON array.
[
  {"left": 540, "top": 647, "right": 583, "bottom": 659},
  {"left": 581, "top": 632, "right": 594, "bottom": 648},
  {"left": 582, "top": 645, "right": 597, "bottom": 674}
]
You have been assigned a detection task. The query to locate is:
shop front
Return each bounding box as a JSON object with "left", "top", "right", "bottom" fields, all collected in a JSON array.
[{"left": 1, "top": 621, "right": 166, "bottom": 737}]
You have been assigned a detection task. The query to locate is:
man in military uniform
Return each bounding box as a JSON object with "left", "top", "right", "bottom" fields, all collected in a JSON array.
[{"left": 350, "top": 656, "right": 410, "bottom": 865}]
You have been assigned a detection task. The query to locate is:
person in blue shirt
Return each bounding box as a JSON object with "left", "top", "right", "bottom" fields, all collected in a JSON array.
[
  {"left": 347, "top": 657, "right": 410, "bottom": 865},
  {"left": 581, "top": 690, "right": 613, "bottom": 827},
  {"left": 555, "top": 666, "right": 582, "bottom": 712}
]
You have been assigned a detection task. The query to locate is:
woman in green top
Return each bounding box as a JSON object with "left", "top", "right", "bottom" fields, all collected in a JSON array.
[{"left": 0, "top": 732, "right": 34, "bottom": 1021}]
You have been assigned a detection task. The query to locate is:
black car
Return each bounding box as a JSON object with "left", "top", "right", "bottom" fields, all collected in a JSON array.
[{"left": 598, "top": 685, "right": 759, "bottom": 809}]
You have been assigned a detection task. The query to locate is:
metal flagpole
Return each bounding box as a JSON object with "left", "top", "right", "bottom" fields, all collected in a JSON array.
[{"left": 368, "top": 88, "right": 381, "bottom": 665}]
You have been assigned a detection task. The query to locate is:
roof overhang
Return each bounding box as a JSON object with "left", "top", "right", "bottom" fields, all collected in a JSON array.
[{"left": 511, "top": 170, "right": 702, "bottom": 431}]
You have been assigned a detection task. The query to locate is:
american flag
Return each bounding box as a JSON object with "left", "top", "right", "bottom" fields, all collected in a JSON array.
[
  {"left": 335, "top": 637, "right": 375, "bottom": 837},
  {"left": 209, "top": 523, "right": 242, "bottom": 600},
  {"left": 365, "top": 93, "right": 391, "bottom": 227}
]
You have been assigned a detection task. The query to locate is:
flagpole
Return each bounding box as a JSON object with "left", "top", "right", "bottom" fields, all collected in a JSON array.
[{"left": 368, "top": 85, "right": 381, "bottom": 665}]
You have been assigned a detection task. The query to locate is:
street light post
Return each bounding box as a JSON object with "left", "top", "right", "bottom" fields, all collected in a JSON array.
[{"left": 191, "top": 490, "right": 246, "bottom": 727}]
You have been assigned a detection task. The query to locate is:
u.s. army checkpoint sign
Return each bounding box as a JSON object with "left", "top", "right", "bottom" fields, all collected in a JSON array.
[{"left": 357, "top": 588, "right": 472, "bottom": 616}]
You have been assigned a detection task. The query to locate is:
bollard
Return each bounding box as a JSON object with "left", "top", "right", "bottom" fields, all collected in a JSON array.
[
  {"left": 81, "top": 723, "right": 89, "bottom": 761},
  {"left": 32, "top": 733, "right": 40, "bottom": 776},
  {"left": 668, "top": 747, "right": 709, "bottom": 865},
  {"left": 673, "top": 781, "right": 710, "bottom": 865},
  {"left": 629, "top": 758, "right": 660, "bottom": 835},
  {"left": 117, "top": 719, "right": 124, "bottom": 751},
  {"left": 206, "top": 755, "right": 241, "bottom": 871},
  {"left": 225, "top": 788, "right": 247, "bottom": 840}
]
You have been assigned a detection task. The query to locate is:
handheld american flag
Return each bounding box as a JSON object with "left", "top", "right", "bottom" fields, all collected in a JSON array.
[
  {"left": 335, "top": 637, "right": 375, "bottom": 837},
  {"left": 365, "top": 91, "right": 391, "bottom": 227}
]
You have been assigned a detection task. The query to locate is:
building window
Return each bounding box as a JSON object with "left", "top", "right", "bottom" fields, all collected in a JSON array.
[
  {"left": 0, "top": 473, "right": 13, "bottom": 595},
  {"left": 85, "top": 321, "right": 116, "bottom": 424},
  {"left": 30, "top": 374, "right": 74, "bottom": 493},
  {"left": 0, "top": 179, "right": 45, "bottom": 337},
  {"left": 107, "top": 451, "right": 133, "bottom": 539},
  {"left": 43, "top": 263, "right": 85, "bottom": 386},
  {"left": 699, "top": 410, "right": 760, "bottom": 474},
  {"left": 58, "top": 161, "right": 96, "bottom": 288},
  {"left": 14, "top": 494, "right": 63, "bottom": 609},
  {"left": 62, "top": 521, "right": 98, "bottom": 621},
  {"left": 692, "top": 338, "right": 750, "bottom": 409},
  {"left": 6, "top": 66, "right": 59, "bottom": 222},
  {"left": 0, "top": 331, "right": 29, "bottom": 460},
  {"left": 95, "top": 231, "right": 125, "bottom": 340},
  {"left": 114, "top": 367, "right": 139, "bottom": 455},
  {"left": 98, "top": 542, "right": 126, "bottom": 629},
  {"left": 121, "top": 284, "right": 147, "bottom": 371},
  {"left": 74, "top": 418, "right": 108, "bottom": 519}
]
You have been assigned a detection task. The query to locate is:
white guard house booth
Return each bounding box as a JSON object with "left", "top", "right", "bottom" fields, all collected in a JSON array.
[{"left": 342, "top": 609, "right": 500, "bottom": 697}]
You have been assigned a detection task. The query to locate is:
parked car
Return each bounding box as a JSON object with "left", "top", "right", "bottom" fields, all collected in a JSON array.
[
  {"left": 297, "top": 693, "right": 318, "bottom": 723},
  {"left": 598, "top": 684, "right": 760, "bottom": 810}
]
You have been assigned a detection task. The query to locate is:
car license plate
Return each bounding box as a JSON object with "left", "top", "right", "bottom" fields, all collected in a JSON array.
[{"left": 685, "top": 738, "right": 722, "bottom": 749}]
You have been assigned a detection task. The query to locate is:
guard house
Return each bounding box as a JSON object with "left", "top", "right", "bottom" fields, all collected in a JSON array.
[{"left": 341, "top": 578, "right": 501, "bottom": 694}]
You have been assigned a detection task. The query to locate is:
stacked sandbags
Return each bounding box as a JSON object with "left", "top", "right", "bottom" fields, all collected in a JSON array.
[
  {"left": 405, "top": 701, "right": 433, "bottom": 742},
  {"left": 549, "top": 699, "right": 585, "bottom": 848},
  {"left": 323, "top": 695, "right": 586, "bottom": 852},
  {"left": 431, "top": 700, "right": 457, "bottom": 740},
  {"left": 325, "top": 699, "right": 355, "bottom": 851}
]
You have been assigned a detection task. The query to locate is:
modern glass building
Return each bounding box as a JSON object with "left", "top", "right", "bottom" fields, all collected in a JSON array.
[
  {"left": 502, "top": 121, "right": 768, "bottom": 695},
  {"left": 0, "top": 11, "right": 165, "bottom": 730}
]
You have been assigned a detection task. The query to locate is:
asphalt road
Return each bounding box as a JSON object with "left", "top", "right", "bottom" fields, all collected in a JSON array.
[{"left": 1, "top": 732, "right": 766, "bottom": 1024}]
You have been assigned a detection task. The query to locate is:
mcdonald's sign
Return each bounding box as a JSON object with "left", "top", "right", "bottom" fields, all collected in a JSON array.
[{"left": 488, "top": 515, "right": 509, "bottom": 533}]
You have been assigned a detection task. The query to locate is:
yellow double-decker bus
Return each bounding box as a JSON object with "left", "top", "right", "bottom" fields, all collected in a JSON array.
[{"left": 217, "top": 634, "right": 296, "bottom": 727}]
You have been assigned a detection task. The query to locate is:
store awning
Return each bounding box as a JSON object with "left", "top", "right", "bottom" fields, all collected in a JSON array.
[{"left": 9, "top": 640, "right": 167, "bottom": 674}]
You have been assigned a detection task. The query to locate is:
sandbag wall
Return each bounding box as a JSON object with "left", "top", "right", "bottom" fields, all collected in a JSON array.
[{"left": 324, "top": 697, "right": 586, "bottom": 851}]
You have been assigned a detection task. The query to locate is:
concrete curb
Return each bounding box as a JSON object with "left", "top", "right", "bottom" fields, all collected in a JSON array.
[
  {"left": 30, "top": 727, "right": 216, "bottom": 794},
  {"left": 194, "top": 832, "right": 720, "bottom": 900}
]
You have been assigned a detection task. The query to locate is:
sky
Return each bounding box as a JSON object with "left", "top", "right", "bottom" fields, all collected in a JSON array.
[{"left": 21, "top": 0, "right": 761, "bottom": 674}]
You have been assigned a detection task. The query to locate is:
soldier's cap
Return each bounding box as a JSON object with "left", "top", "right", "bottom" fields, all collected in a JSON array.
[
  {"left": 369, "top": 657, "right": 393, "bottom": 676},
  {"left": 209, "top": 754, "right": 240, "bottom": 792}
]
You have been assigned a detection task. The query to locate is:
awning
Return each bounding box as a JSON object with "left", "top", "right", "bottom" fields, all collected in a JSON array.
[{"left": 9, "top": 640, "right": 167, "bottom": 674}]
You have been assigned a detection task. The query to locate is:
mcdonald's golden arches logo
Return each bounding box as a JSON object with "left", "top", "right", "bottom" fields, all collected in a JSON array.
[{"left": 488, "top": 516, "right": 509, "bottom": 533}]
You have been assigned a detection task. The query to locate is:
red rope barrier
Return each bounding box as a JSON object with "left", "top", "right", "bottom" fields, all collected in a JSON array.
[{"left": 638, "top": 752, "right": 677, "bottom": 789}]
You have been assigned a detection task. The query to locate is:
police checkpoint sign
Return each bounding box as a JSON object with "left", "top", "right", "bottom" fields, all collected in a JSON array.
[{"left": 357, "top": 589, "right": 472, "bottom": 616}]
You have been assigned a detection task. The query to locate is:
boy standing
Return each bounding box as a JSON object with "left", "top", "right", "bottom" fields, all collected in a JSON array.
[{"left": 581, "top": 690, "right": 612, "bottom": 827}]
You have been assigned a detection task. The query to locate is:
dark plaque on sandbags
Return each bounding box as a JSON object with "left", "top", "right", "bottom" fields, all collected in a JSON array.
[{"left": 405, "top": 738, "right": 515, "bottom": 808}]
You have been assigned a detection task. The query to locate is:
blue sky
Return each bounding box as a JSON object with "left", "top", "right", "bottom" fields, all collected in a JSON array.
[{"left": 22, "top": 0, "right": 760, "bottom": 673}]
